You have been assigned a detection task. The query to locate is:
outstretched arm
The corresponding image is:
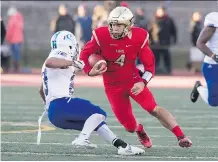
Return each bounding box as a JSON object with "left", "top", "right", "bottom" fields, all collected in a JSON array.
[{"left": 45, "top": 57, "right": 84, "bottom": 70}]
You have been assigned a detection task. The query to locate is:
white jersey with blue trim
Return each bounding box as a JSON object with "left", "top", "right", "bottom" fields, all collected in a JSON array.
[
  {"left": 41, "top": 49, "right": 77, "bottom": 104},
  {"left": 203, "top": 12, "right": 218, "bottom": 64}
]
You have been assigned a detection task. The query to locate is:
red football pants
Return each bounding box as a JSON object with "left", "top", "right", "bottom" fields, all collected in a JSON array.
[{"left": 105, "top": 81, "right": 157, "bottom": 132}]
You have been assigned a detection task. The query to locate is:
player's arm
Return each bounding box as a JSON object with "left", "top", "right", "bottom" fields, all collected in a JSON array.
[
  {"left": 131, "top": 43, "right": 155, "bottom": 95},
  {"left": 45, "top": 57, "right": 73, "bottom": 68},
  {"left": 45, "top": 52, "right": 84, "bottom": 70},
  {"left": 79, "top": 31, "right": 102, "bottom": 75},
  {"left": 39, "top": 83, "right": 46, "bottom": 104},
  {"left": 196, "top": 26, "right": 216, "bottom": 58},
  {"left": 138, "top": 33, "right": 155, "bottom": 85}
]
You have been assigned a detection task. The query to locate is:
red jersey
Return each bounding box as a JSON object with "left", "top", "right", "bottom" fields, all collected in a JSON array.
[{"left": 80, "top": 26, "right": 155, "bottom": 86}]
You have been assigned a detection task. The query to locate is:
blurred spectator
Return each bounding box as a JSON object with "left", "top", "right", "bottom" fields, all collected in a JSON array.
[
  {"left": 92, "top": 5, "right": 108, "bottom": 29},
  {"left": 104, "top": 1, "right": 116, "bottom": 12},
  {"left": 1, "top": 17, "right": 10, "bottom": 73},
  {"left": 75, "top": 4, "right": 92, "bottom": 49},
  {"left": 134, "top": 7, "right": 149, "bottom": 65},
  {"left": 53, "top": 4, "right": 75, "bottom": 34},
  {"left": 190, "top": 12, "right": 202, "bottom": 46},
  {"left": 187, "top": 11, "right": 204, "bottom": 73},
  {"left": 6, "top": 7, "right": 24, "bottom": 73},
  {"left": 92, "top": 1, "right": 116, "bottom": 30},
  {"left": 149, "top": 6, "right": 177, "bottom": 75},
  {"left": 1, "top": 17, "right": 6, "bottom": 44},
  {"left": 134, "top": 8, "right": 149, "bottom": 30}
]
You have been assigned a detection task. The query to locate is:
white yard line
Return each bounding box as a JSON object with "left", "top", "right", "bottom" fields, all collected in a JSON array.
[
  {"left": 2, "top": 131, "right": 218, "bottom": 139},
  {"left": 2, "top": 121, "right": 218, "bottom": 130},
  {"left": 41, "top": 132, "right": 218, "bottom": 139},
  {"left": 2, "top": 141, "right": 218, "bottom": 149}
]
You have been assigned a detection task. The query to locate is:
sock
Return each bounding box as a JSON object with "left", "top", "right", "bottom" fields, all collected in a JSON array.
[
  {"left": 112, "top": 138, "right": 128, "bottom": 148},
  {"left": 79, "top": 114, "right": 105, "bottom": 140},
  {"left": 171, "top": 125, "right": 185, "bottom": 139},
  {"left": 96, "top": 124, "right": 117, "bottom": 144},
  {"left": 197, "top": 86, "right": 209, "bottom": 104}
]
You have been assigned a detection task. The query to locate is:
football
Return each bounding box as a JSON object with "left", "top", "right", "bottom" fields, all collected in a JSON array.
[{"left": 88, "top": 54, "right": 107, "bottom": 70}]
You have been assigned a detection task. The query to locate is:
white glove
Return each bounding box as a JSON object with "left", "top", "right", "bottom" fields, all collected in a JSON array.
[{"left": 72, "top": 60, "right": 84, "bottom": 71}]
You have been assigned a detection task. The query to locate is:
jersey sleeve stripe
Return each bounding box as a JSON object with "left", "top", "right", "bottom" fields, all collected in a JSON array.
[
  {"left": 92, "top": 30, "right": 100, "bottom": 46},
  {"left": 141, "top": 33, "right": 149, "bottom": 49}
]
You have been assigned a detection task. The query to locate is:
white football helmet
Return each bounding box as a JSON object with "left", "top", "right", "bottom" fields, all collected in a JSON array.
[
  {"left": 107, "top": 6, "right": 134, "bottom": 39},
  {"left": 50, "top": 30, "right": 79, "bottom": 60}
]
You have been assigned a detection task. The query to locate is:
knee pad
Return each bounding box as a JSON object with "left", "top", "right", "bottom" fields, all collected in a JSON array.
[{"left": 123, "top": 121, "right": 137, "bottom": 133}]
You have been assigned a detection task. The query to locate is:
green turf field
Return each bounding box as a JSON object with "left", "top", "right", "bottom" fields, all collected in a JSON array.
[{"left": 1, "top": 86, "right": 218, "bottom": 161}]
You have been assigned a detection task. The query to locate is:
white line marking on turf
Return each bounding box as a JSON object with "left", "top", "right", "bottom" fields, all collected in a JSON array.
[
  {"left": 2, "top": 131, "right": 218, "bottom": 139},
  {"left": 1, "top": 151, "right": 218, "bottom": 160},
  {"left": 2, "top": 141, "right": 218, "bottom": 149},
  {"left": 41, "top": 132, "right": 218, "bottom": 139},
  {"left": 2, "top": 121, "right": 218, "bottom": 131},
  {"left": 2, "top": 121, "right": 218, "bottom": 130}
]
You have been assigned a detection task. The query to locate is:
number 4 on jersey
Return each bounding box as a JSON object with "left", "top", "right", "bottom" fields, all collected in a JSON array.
[{"left": 115, "top": 54, "right": 125, "bottom": 66}]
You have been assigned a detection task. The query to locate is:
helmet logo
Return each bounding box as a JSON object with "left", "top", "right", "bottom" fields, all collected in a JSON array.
[{"left": 64, "top": 34, "right": 74, "bottom": 42}]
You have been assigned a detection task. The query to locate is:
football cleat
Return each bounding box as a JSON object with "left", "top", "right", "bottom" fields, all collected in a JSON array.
[
  {"left": 178, "top": 136, "right": 192, "bottom": 148},
  {"left": 118, "top": 144, "right": 145, "bottom": 155},
  {"left": 190, "top": 81, "right": 202, "bottom": 103},
  {"left": 136, "top": 124, "right": 152, "bottom": 148},
  {"left": 72, "top": 137, "right": 97, "bottom": 149}
]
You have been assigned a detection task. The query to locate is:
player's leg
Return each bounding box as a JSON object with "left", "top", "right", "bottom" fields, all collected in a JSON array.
[
  {"left": 48, "top": 97, "right": 144, "bottom": 154},
  {"left": 105, "top": 87, "right": 138, "bottom": 133},
  {"left": 191, "top": 63, "right": 218, "bottom": 106},
  {"left": 129, "top": 86, "right": 156, "bottom": 148},
  {"left": 105, "top": 86, "right": 151, "bottom": 150},
  {"left": 48, "top": 97, "right": 106, "bottom": 148},
  {"left": 130, "top": 86, "right": 192, "bottom": 148},
  {"left": 202, "top": 63, "right": 218, "bottom": 106},
  {"left": 96, "top": 123, "right": 145, "bottom": 155}
]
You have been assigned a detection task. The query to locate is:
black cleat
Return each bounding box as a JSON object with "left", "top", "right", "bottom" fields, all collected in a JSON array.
[{"left": 190, "top": 81, "right": 202, "bottom": 103}]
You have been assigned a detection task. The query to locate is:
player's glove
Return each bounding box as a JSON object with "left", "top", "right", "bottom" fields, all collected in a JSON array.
[
  {"left": 72, "top": 60, "right": 85, "bottom": 71},
  {"left": 211, "top": 54, "right": 218, "bottom": 63}
]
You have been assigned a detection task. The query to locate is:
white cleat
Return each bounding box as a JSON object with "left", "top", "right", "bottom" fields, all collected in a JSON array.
[
  {"left": 118, "top": 144, "right": 145, "bottom": 155},
  {"left": 72, "top": 138, "right": 97, "bottom": 149}
]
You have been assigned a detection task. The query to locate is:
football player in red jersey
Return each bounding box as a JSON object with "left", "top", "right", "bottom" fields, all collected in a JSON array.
[{"left": 80, "top": 6, "right": 192, "bottom": 148}]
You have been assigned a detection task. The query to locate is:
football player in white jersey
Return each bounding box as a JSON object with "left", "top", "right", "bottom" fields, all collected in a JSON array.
[
  {"left": 38, "top": 30, "right": 145, "bottom": 155},
  {"left": 190, "top": 11, "right": 218, "bottom": 107}
]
